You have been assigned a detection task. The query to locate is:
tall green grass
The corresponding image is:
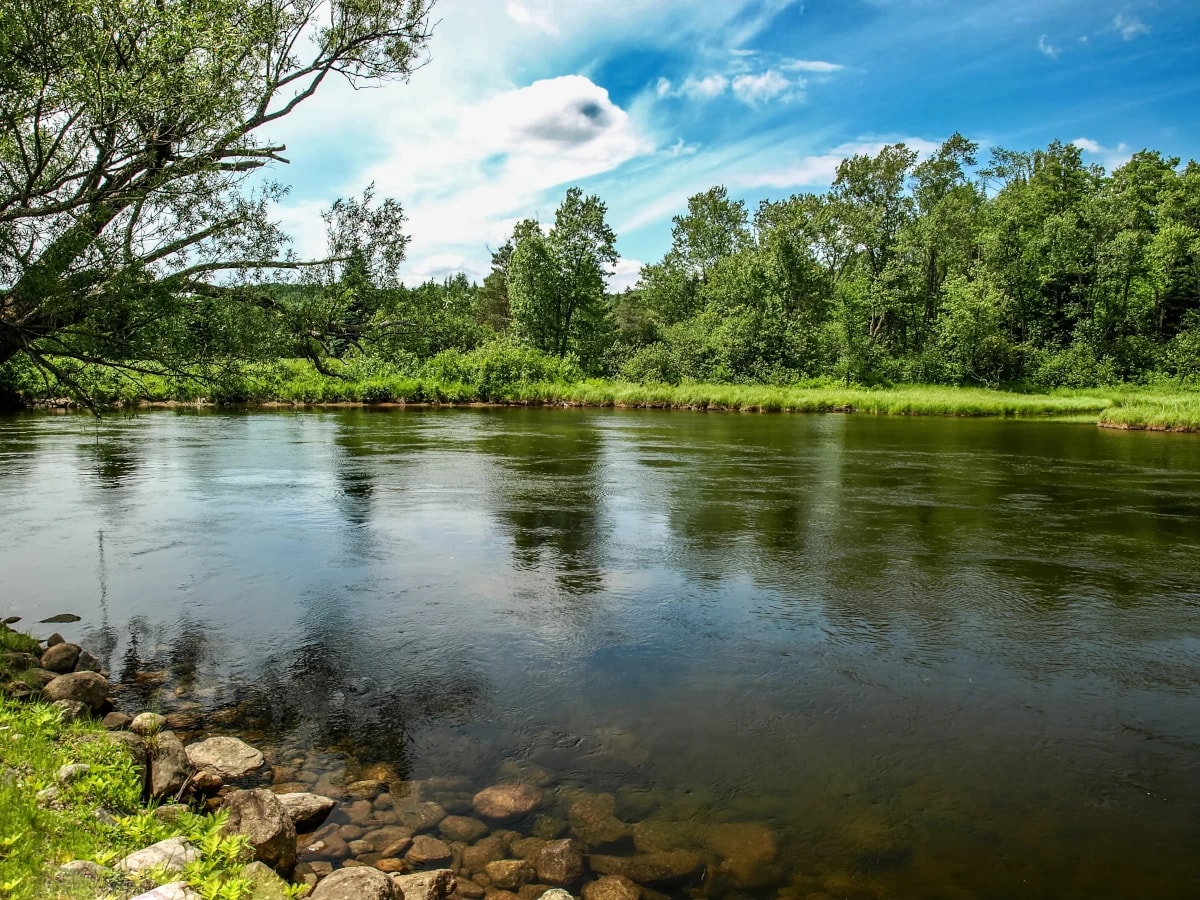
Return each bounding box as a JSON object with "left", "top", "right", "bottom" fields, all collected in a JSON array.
[{"left": 1097, "top": 391, "right": 1200, "bottom": 431}]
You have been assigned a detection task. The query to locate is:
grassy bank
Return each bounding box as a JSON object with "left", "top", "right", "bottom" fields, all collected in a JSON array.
[{"left": 6, "top": 356, "right": 1200, "bottom": 430}]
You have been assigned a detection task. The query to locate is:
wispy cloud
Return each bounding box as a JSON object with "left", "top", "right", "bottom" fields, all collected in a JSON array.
[
  {"left": 781, "top": 59, "right": 844, "bottom": 73},
  {"left": 732, "top": 70, "right": 798, "bottom": 106},
  {"left": 1112, "top": 14, "right": 1150, "bottom": 41},
  {"left": 1071, "top": 136, "right": 1132, "bottom": 171},
  {"left": 1038, "top": 34, "right": 1061, "bottom": 58}
]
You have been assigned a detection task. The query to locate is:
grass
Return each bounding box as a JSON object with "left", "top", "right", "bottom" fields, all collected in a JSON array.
[
  {"left": 0, "top": 653, "right": 266, "bottom": 900},
  {"left": 8, "top": 356, "right": 1200, "bottom": 431}
]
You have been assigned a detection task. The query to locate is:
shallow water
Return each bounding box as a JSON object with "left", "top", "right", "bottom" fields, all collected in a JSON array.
[{"left": 2, "top": 408, "right": 1199, "bottom": 898}]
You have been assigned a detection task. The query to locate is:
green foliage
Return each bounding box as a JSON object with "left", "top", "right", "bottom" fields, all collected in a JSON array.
[{"left": 422, "top": 342, "right": 583, "bottom": 399}]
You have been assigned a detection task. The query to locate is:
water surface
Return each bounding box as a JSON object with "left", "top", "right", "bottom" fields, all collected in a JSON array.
[{"left": 2, "top": 409, "right": 1198, "bottom": 899}]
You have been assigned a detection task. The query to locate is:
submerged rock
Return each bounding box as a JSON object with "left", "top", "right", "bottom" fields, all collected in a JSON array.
[
  {"left": 405, "top": 834, "right": 452, "bottom": 868},
  {"left": 484, "top": 858, "right": 536, "bottom": 890},
  {"left": 581, "top": 876, "right": 640, "bottom": 900},
  {"left": 438, "top": 814, "right": 489, "bottom": 843},
  {"left": 567, "top": 793, "right": 629, "bottom": 848},
  {"left": 536, "top": 839, "right": 585, "bottom": 887},
  {"left": 473, "top": 784, "right": 544, "bottom": 821},
  {"left": 587, "top": 849, "right": 705, "bottom": 885},
  {"left": 705, "top": 821, "right": 779, "bottom": 888},
  {"left": 391, "top": 868, "right": 457, "bottom": 900}
]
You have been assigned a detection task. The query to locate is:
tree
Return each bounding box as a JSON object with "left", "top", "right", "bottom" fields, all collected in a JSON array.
[
  {"left": 508, "top": 188, "right": 617, "bottom": 372},
  {"left": 0, "top": 0, "right": 435, "bottom": 388},
  {"left": 476, "top": 239, "right": 513, "bottom": 332}
]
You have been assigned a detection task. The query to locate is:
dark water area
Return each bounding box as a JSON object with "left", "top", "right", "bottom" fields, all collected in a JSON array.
[{"left": 2, "top": 408, "right": 1199, "bottom": 899}]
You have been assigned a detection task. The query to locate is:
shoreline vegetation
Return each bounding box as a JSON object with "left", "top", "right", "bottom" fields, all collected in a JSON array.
[{"left": 5, "top": 360, "right": 1199, "bottom": 431}]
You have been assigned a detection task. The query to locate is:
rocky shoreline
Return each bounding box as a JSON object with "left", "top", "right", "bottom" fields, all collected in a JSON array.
[{"left": 7, "top": 632, "right": 786, "bottom": 900}]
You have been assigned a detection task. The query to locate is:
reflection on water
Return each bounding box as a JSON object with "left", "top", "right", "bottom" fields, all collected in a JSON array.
[{"left": 2, "top": 409, "right": 1200, "bottom": 898}]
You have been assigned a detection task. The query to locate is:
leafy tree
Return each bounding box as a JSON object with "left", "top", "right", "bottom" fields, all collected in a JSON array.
[
  {"left": 508, "top": 188, "right": 617, "bottom": 372},
  {"left": 476, "top": 240, "right": 513, "bottom": 332},
  {"left": 0, "top": 0, "right": 435, "bottom": 391}
]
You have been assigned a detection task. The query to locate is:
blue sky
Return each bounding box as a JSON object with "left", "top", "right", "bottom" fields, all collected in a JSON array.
[{"left": 269, "top": 0, "right": 1200, "bottom": 288}]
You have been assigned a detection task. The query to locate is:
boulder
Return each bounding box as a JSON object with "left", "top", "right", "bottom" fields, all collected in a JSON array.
[
  {"left": 484, "top": 859, "right": 536, "bottom": 890},
  {"left": 148, "top": 731, "right": 192, "bottom": 801},
  {"left": 311, "top": 866, "right": 397, "bottom": 900},
  {"left": 222, "top": 789, "right": 297, "bottom": 875},
  {"left": 391, "top": 869, "right": 457, "bottom": 900},
  {"left": 587, "top": 850, "right": 705, "bottom": 886},
  {"left": 51, "top": 699, "right": 89, "bottom": 724},
  {"left": 473, "top": 784, "right": 544, "bottom": 821},
  {"left": 405, "top": 834, "right": 452, "bottom": 868},
  {"left": 117, "top": 837, "right": 202, "bottom": 874},
  {"left": 581, "top": 876, "right": 640, "bottom": 900},
  {"left": 186, "top": 736, "right": 266, "bottom": 782},
  {"left": 75, "top": 650, "right": 103, "bottom": 673},
  {"left": 40, "top": 642, "right": 81, "bottom": 674},
  {"left": 276, "top": 792, "right": 336, "bottom": 830},
  {"left": 438, "top": 814, "right": 489, "bottom": 843},
  {"left": 102, "top": 711, "right": 132, "bottom": 730},
  {"left": 536, "top": 839, "right": 585, "bottom": 887},
  {"left": 131, "top": 713, "right": 168, "bottom": 735},
  {"left": 29, "top": 668, "right": 59, "bottom": 687},
  {"left": 43, "top": 672, "right": 108, "bottom": 711}
]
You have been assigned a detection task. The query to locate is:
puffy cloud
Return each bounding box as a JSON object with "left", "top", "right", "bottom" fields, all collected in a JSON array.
[
  {"left": 506, "top": 1, "right": 560, "bottom": 36},
  {"left": 608, "top": 258, "right": 644, "bottom": 292},
  {"left": 1071, "top": 137, "right": 1132, "bottom": 171},
  {"left": 731, "top": 70, "right": 798, "bottom": 106}
]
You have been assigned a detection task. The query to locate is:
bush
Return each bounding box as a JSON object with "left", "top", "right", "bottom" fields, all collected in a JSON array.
[
  {"left": 421, "top": 341, "right": 583, "bottom": 399},
  {"left": 619, "top": 343, "right": 682, "bottom": 384},
  {"left": 1029, "top": 343, "right": 1119, "bottom": 387}
]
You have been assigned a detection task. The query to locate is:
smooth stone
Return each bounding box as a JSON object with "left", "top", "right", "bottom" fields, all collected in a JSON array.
[
  {"left": 536, "top": 839, "right": 585, "bottom": 887},
  {"left": 456, "top": 879, "right": 486, "bottom": 899},
  {"left": 567, "top": 794, "right": 628, "bottom": 848},
  {"left": 186, "top": 736, "right": 266, "bottom": 780},
  {"left": 392, "top": 798, "right": 447, "bottom": 832},
  {"left": 587, "top": 850, "right": 705, "bottom": 885},
  {"left": 51, "top": 699, "right": 90, "bottom": 724},
  {"left": 348, "top": 799, "right": 375, "bottom": 824},
  {"left": 128, "top": 882, "right": 203, "bottom": 900},
  {"left": 118, "top": 837, "right": 202, "bottom": 874},
  {"left": 461, "top": 834, "right": 510, "bottom": 874},
  {"left": 406, "top": 834, "right": 453, "bottom": 867},
  {"left": 277, "top": 792, "right": 337, "bottom": 830},
  {"left": 57, "top": 763, "right": 90, "bottom": 783},
  {"left": 102, "top": 711, "right": 132, "bottom": 731},
  {"left": 130, "top": 712, "right": 168, "bottom": 735},
  {"left": 473, "top": 784, "right": 544, "bottom": 821},
  {"left": 40, "top": 642, "right": 81, "bottom": 674},
  {"left": 148, "top": 731, "right": 191, "bottom": 801},
  {"left": 484, "top": 859, "right": 536, "bottom": 890},
  {"left": 346, "top": 779, "right": 387, "bottom": 800},
  {"left": 375, "top": 858, "right": 408, "bottom": 873},
  {"left": 43, "top": 672, "right": 108, "bottom": 711},
  {"left": 391, "top": 868, "right": 457, "bottom": 900},
  {"left": 439, "top": 814, "right": 489, "bottom": 843},
  {"left": 194, "top": 770, "right": 224, "bottom": 794},
  {"left": 310, "top": 866, "right": 398, "bottom": 900},
  {"left": 222, "top": 789, "right": 297, "bottom": 875},
  {"left": 581, "top": 876, "right": 640, "bottom": 900}
]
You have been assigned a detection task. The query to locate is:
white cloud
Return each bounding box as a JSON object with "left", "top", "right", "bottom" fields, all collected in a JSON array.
[
  {"left": 781, "top": 59, "right": 844, "bottom": 73},
  {"left": 506, "top": 1, "right": 560, "bottom": 36},
  {"left": 731, "top": 70, "right": 798, "bottom": 106},
  {"left": 681, "top": 74, "right": 731, "bottom": 99},
  {"left": 608, "top": 258, "right": 643, "bottom": 293},
  {"left": 1071, "top": 137, "right": 1132, "bottom": 171},
  {"left": 734, "top": 137, "right": 942, "bottom": 189},
  {"left": 1112, "top": 14, "right": 1150, "bottom": 40},
  {"left": 1038, "top": 34, "right": 1060, "bottom": 58}
]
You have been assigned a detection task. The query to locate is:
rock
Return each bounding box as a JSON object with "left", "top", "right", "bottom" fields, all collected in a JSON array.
[
  {"left": 311, "top": 866, "right": 397, "bottom": 900},
  {"left": 103, "top": 711, "right": 132, "bottom": 730},
  {"left": 194, "top": 770, "right": 224, "bottom": 794},
  {"left": 375, "top": 858, "right": 407, "bottom": 873},
  {"left": 94, "top": 807, "right": 119, "bottom": 826},
  {"left": 473, "top": 784, "right": 544, "bottom": 821},
  {"left": 392, "top": 798, "right": 447, "bottom": 832},
  {"left": 581, "top": 876, "right": 640, "bottom": 900},
  {"left": 631, "top": 820, "right": 702, "bottom": 854},
  {"left": 45, "top": 633, "right": 65, "bottom": 647},
  {"left": 587, "top": 850, "right": 705, "bottom": 886},
  {"left": 117, "top": 836, "right": 202, "bottom": 874},
  {"left": 536, "top": 839, "right": 585, "bottom": 887},
  {"left": 43, "top": 671, "right": 108, "bottom": 711},
  {"left": 29, "top": 668, "right": 58, "bottom": 687},
  {"left": 131, "top": 712, "right": 168, "bottom": 735},
  {"left": 187, "top": 736, "right": 267, "bottom": 782},
  {"left": 309, "top": 861, "right": 334, "bottom": 878},
  {"left": 57, "top": 763, "right": 91, "bottom": 783},
  {"left": 154, "top": 804, "right": 191, "bottom": 823},
  {"left": 2, "top": 650, "right": 39, "bottom": 671},
  {"left": 517, "top": 886, "right": 554, "bottom": 900},
  {"left": 484, "top": 859, "right": 536, "bottom": 890},
  {"left": 380, "top": 836, "right": 414, "bottom": 859},
  {"left": 242, "top": 860, "right": 291, "bottom": 900},
  {"left": 406, "top": 834, "right": 453, "bottom": 868},
  {"left": 222, "top": 789, "right": 297, "bottom": 875},
  {"left": 277, "top": 792, "right": 336, "bottom": 830},
  {"left": 439, "top": 814, "right": 489, "bottom": 843},
  {"left": 509, "top": 837, "right": 546, "bottom": 861},
  {"left": 347, "top": 779, "right": 387, "bottom": 800},
  {"left": 456, "top": 879, "right": 486, "bottom": 899},
  {"left": 148, "top": 731, "right": 192, "bottom": 801},
  {"left": 51, "top": 699, "right": 89, "bottom": 724},
  {"left": 539, "top": 891, "right": 574, "bottom": 900},
  {"left": 348, "top": 799, "right": 375, "bottom": 824},
  {"left": 36, "top": 786, "right": 59, "bottom": 804},
  {"left": 531, "top": 816, "right": 566, "bottom": 840},
  {"left": 461, "top": 833, "right": 510, "bottom": 874},
  {"left": 76, "top": 649, "right": 103, "bottom": 672},
  {"left": 128, "top": 882, "right": 203, "bottom": 900},
  {"left": 391, "top": 868, "right": 457, "bottom": 900},
  {"left": 567, "top": 795, "right": 628, "bottom": 848},
  {"left": 41, "top": 642, "right": 81, "bottom": 674},
  {"left": 705, "top": 822, "right": 778, "bottom": 889}
]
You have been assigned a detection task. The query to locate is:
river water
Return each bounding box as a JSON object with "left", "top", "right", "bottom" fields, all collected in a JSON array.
[{"left": 2, "top": 408, "right": 1199, "bottom": 899}]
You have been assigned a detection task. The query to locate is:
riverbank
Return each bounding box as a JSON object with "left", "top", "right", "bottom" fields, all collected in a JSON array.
[{"left": 4, "top": 358, "right": 1199, "bottom": 430}]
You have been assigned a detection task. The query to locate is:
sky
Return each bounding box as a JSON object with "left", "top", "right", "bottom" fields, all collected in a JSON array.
[{"left": 265, "top": 0, "right": 1200, "bottom": 290}]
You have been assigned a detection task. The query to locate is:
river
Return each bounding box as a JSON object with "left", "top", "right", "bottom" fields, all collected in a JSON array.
[{"left": 1, "top": 408, "right": 1198, "bottom": 899}]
